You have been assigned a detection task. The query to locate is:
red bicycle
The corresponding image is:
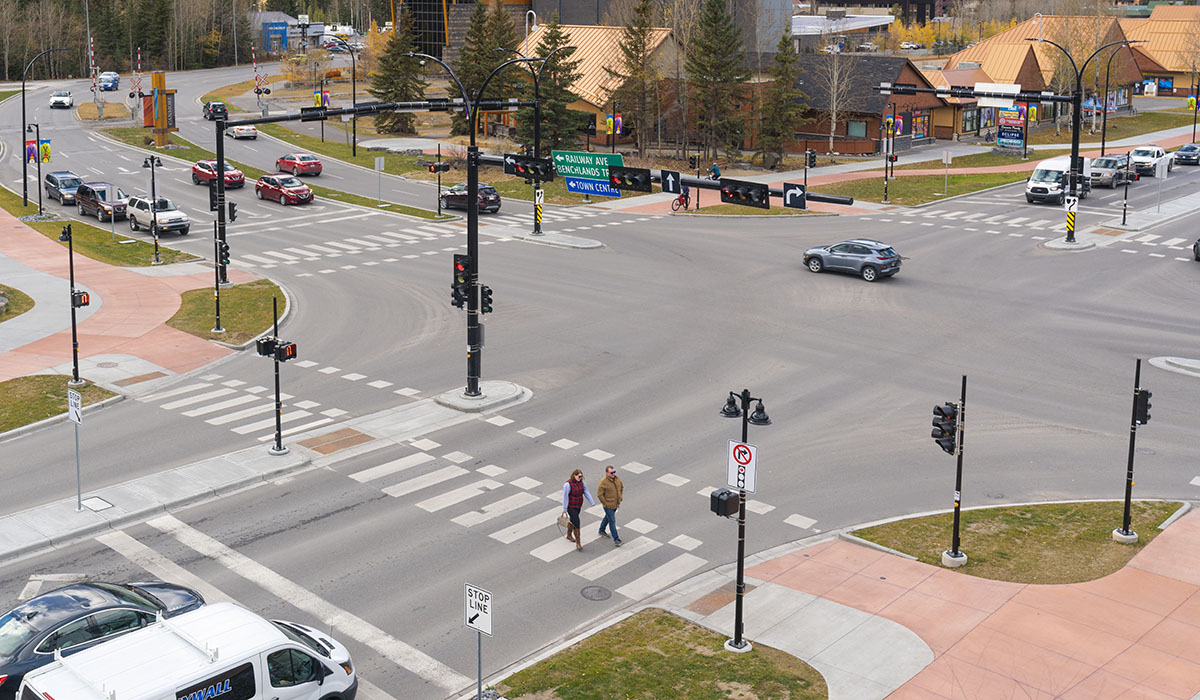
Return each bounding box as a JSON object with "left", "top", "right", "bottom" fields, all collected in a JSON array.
[{"left": 671, "top": 192, "right": 690, "bottom": 211}]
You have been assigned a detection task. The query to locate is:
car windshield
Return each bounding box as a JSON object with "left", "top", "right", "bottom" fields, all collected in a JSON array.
[
  {"left": 272, "top": 621, "right": 330, "bottom": 658},
  {"left": 1093, "top": 158, "right": 1119, "bottom": 168},
  {"left": 1131, "top": 148, "right": 1155, "bottom": 157},
  {"left": 1030, "top": 168, "right": 1062, "bottom": 182},
  {"left": 154, "top": 199, "right": 177, "bottom": 211},
  {"left": 221, "top": 163, "right": 238, "bottom": 172},
  {"left": 53, "top": 91, "right": 69, "bottom": 97},
  {"left": 89, "top": 582, "right": 157, "bottom": 609},
  {"left": 59, "top": 177, "right": 82, "bottom": 188},
  {"left": 0, "top": 609, "right": 40, "bottom": 657},
  {"left": 480, "top": 187, "right": 497, "bottom": 196},
  {"left": 299, "top": 155, "right": 317, "bottom": 162},
  {"left": 1181, "top": 145, "right": 1199, "bottom": 152},
  {"left": 279, "top": 176, "right": 303, "bottom": 188}
]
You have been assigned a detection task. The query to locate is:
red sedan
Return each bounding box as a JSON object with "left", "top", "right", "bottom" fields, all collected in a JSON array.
[
  {"left": 255, "top": 173, "right": 313, "bottom": 205},
  {"left": 192, "top": 160, "right": 245, "bottom": 188},
  {"left": 276, "top": 153, "right": 323, "bottom": 176}
]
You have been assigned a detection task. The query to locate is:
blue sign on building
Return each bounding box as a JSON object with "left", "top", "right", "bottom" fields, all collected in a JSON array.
[
  {"left": 264, "top": 22, "right": 288, "bottom": 52},
  {"left": 565, "top": 177, "right": 621, "bottom": 198}
]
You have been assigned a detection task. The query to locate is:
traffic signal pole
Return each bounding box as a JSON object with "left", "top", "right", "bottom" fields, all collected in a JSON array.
[
  {"left": 949, "top": 375, "right": 966, "bottom": 561},
  {"left": 211, "top": 221, "right": 224, "bottom": 334},
  {"left": 1116, "top": 359, "right": 1149, "bottom": 543},
  {"left": 214, "top": 118, "right": 229, "bottom": 285},
  {"left": 271, "top": 296, "right": 287, "bottom": 456}
]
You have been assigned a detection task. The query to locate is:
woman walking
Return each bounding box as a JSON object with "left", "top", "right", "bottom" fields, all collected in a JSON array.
[{"left": 562, "top": 468, "right": 596, "bottom": 551}]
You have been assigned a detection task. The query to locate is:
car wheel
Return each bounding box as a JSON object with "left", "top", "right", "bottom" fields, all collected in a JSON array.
[
  {"left": 280, "top": 196, "right": 288, "bottom": 206},
  {"left": 77, "top": 202, "right": 85, "bottom": 216},
  {"left": 192, "top": 173, "right": 201, "bottom": 185},
  {"left": 130, "top": 216, "right": 138, "bottom": 231},
  {"left": 806, "top": 257, "right": 823, "bottom": 273},
  {"left": 1194, "top": 244, "right": 1200, "bottom": 261},
  {"left": 293, "top": 167, "right": 300, "bottom": 176},
  {"left": 1026, "top": 195, "right": 1034, "bottom": 203},
  {"left": 256, "top": 188, "right": 264, "bottom": 200},
  {"left": 180, "top": 228, "right": 189, "bottom": 236},
  {"left": 861, "top": 265, "right": 879, "bottom": 282}
]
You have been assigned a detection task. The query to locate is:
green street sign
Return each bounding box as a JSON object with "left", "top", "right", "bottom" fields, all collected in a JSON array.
[{"left": 550, "top": 150, "right": 624, "bottom": 181}]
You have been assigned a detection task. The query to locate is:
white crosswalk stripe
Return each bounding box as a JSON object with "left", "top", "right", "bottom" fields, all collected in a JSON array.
[
  {"left": 160, "top": 388, "right": 237, "bottom": 410},
  {"left": 452, "top": 492, "right": 539, "bottom": 527},
  {"left": 490, "top": 506, "right": 560, "bottom": 544},
  {"left": 615, "top": 553, "right": 707, "bottom": 600},
  {"left": 231, "top": 410, "right": 312, "bottom": 434},
  {"left": 205, "top": 402, "right": 275, "bottom": 425},
  {"left": 142, "top": 382, "right": 212, "bottom": 402},
  {"left": 382, "top": 466, "right": 467, "bottom": 497},
  {"left": 1162, "top": 238, "right": 1187, "bottom": 247},
  {"left": 181, "top": 394, "right": 260, "bottom": 417},
  {"left": 350, "top": 453, "right": 434, "bottom": 483},
  {"left": 417, "top": 479, "right": 503, "bottom": 512},
  {"left": 571, "top": 537, "right": 662, "bottom": 580}
]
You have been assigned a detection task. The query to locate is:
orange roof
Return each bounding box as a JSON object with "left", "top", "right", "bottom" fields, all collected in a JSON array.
[
  {"left": 522, "top": 24, "right": 675, "bottom": 109},
  {"left": 1121, "top": 18, "right": 1200, "bottom": 72},
  {"left": 1147, "top": 4, "right": 1200, "bottom": 21}
]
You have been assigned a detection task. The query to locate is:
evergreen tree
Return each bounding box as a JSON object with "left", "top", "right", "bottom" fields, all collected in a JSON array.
[
  {"left": 604, "top": 0, "right": 658, "bottom": 157},
  {"left": 686, "top": 0, "right": 749, "bottom": 159},
  {"left": 756, "top": 28, "right": 805, "bottom": 168},
  {"left": 451, "top": 0, "right": 520, "bottom": 136},
  {"left": 367, "top": 10, "right": 428, "bottom": 134},
  {"left": 516, "top": 13, "right": 584, "bottom": 157}
]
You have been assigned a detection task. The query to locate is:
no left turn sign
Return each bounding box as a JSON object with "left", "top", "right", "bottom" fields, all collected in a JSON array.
[{"left": 727, "top": 440, "right": 758, "bottom": 493}]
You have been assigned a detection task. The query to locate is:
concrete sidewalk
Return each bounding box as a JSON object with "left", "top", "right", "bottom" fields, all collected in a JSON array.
[{"left": 638, "top": 504, "right": 1200, "bottom": 700}]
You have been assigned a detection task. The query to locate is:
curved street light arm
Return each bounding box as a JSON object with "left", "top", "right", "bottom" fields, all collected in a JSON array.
[
  {"left": 1025, "top": 37, "right": 1078, "bottom": 79},
  {"left": 403, "top": 52, "right": 470, "bottom": 120},
  {"left": 474, "top": 56, "right": 541, "bottom": 121},
  {"left": 535, "top": 45, "right": 576, "bottom": 83},
  {"left": 1080, "top": 40, "right": 1140, "bottom": 80}
]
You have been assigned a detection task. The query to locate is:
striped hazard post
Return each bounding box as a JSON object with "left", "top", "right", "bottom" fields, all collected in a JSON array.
[
  {"left": 533, "top": 187, "right": 544, "bottom": 235},
  {"left": 1064, "top": 194, "right": 1078, "bottom": 243}
]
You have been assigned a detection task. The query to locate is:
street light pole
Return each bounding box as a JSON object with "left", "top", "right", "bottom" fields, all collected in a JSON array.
[
  {"left": 21, "top": 47, "right": 67, "bottom": 207},
  {"left": 320, "top": 34, "right": 358, "bottom": 156},
  {"left": 1100, "top": 43, "right": 1141, "bottom": 156},
  {"left": 719, "top": 389, "right": 770, "bottom": 653},
  {"left": 63, "top": 224, "right": 85, "bottom": 388},
  {"left": 404, "top": 52, "right": 542, "bottom": 397},
  {"left": 1026, "top": 38, "right": 1131, "bottom": 244},
  {"left": 143, "top": 156, "right": 162, "bottom": 265}
]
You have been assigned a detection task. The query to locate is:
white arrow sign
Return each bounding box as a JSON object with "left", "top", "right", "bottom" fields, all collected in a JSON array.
[
  {"left": 727, "top": 440, "right": 758, "bottom": 493},
  {"left": 660, "top": 169, "right": 680, "bottom": 194},
  {"left": 782, "top": 183, "right": 806, "bottom": 209}
]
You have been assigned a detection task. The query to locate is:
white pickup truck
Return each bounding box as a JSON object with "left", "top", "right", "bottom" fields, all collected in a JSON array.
[{"left": 1128, "top": 145, "right": 1173, "bottom": 176}]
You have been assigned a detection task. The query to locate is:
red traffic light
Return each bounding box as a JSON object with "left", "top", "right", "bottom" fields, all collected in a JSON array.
[
  {"left": 274, "top": 342, "right": 298, "bottom": 362},
  {"left": 72, "top": 291, "right": 90, "bottom": 308}
]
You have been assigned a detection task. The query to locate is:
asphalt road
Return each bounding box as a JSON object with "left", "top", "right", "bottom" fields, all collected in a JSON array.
[{"left": 3, "top": 68, "right": 1200, "bottom": 700}]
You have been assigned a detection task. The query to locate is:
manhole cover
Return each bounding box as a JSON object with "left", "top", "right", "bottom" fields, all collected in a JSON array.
[
  {"left": 96, "top": 362, "right": 119, "bottom": 368},
  {"left": 581, "top": 585, "right": 611, "bottom": 601},
  {"left": 1136, "top": 447, "right": 1155, "bottom": 456}
]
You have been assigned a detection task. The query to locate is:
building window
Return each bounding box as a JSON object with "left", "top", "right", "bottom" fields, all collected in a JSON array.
[
  {"left": 961, "top": 108, "right": 978, "bottom": 133},
  {"left": 847, "top": 120, "right": 866, "bottom": 138}
]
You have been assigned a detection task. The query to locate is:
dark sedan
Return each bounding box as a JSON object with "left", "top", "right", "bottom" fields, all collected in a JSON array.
[
  {"left": 440, "top": 183, "right": 501, "bottom": 213},
  {"left": 1175, "top": 143, "right": 1200, "bottom": 165},
  {"left": 0, "top": 581, "right": 204, "bottom": 699}
]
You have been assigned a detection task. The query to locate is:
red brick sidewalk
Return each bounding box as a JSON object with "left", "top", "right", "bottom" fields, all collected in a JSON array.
[
  {"left": 0, "top": 210, "right": 256, "bottom": 382},
  {"left": 747, "top": 508, "right": 1200, "bottom": 699}
]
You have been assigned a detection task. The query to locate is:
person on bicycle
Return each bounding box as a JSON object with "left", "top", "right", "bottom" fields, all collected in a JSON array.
[
  {"left": 709, "top": 162, "right": 721, "bottom": 179},
  {"left": 680, "top": 184, "right": 690, "bottom": 209}
]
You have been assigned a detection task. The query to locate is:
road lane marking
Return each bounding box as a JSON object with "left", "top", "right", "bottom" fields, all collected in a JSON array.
[
  {"left": 615, "top": 553, "right": 706, "bottom": 600},
  {"left": 147, "top": 515, "right": 468, "bottom": 693},
  {"left": 489, "top": 506, "right": 560, "bottom": 544},
  {"left": 160, "top": 388, "right": 237, "bottom": 410},
  {"left": 349, "top": 453, "right": 434, "bottom": 483},
  {"left": 452, "top": 492, "right": 539, "bottom": 527},
  {"left": 417, "top": 479, "right": 503, "bottom": 512},
  {"left": 571, "top": 537, "right": 661, "bottom": 581},
  {"left": 383, "top": 466, "right": 467, "bottom": 497}
]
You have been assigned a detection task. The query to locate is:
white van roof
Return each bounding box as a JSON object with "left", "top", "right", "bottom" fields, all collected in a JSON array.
[
  {"left": 22, "top": 603, "right": 287, "bottom": 700},
  {"left": 1035, "top": 155, "right": 1072, "bottom": 170}
]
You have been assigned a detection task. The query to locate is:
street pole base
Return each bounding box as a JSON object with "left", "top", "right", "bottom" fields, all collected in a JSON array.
[
  {"left": 218, "top": 281, "right": 234, "bottom": 290},
  {"left": 724, "top": 639, "right": 753, "bottom": 653},
  {"left": 461, "top": 389, "right": 486, "bottom": 400},
  {"left": 67, "top": 378, "right": 88, "bottom": 388},
  {"left": 211, "top": 327, "right": 226, "bottom": 334},
  {"left": 1112, "top": 528, "right": 1139, "bottom": 544},
  {"left": 942, "top": 550, "right": 968, "bottom": 568},
  {"left": 268, "top": 444, "right": 290, "bottom": 456},
  {"left": 151, "top": 259, "right": 163, "bottom": 266},
  {"left": 882, "top": 199, "right": 890, "bottom": 205}
]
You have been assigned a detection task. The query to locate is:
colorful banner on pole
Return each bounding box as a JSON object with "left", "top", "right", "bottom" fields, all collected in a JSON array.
[
  {"left": 39, "top": 140, "right": 51, "bottom": 162},
  {"left": 25, "top": 140, "right": 36, "bottom": 163}
]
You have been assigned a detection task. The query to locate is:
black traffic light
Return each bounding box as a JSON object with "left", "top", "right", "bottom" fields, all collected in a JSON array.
[
  {"left": 607, "top": 165, "right": 652, "bottom": 192},
  {"left": 228, "top": 201, "right": 238, "bottom": 222},
  {"left": 806, "top": 149, "right": 817, "bottom": 168},
  {"left": 71, "top": 290, "right": 90, "bottom": 308},
  {"left": 932, "top": 403, "right": 959, "bottom": 455},
  {"left": 208, "top": 182, "right": 219, "bottom": 212},
  {"left": 452, "top": 253, "right": 471, "bottom": 309},
  {"left": 888, "top": 154, "right": 899, "bottom": 163},
  {"left": 1134, "top": 388, "right": 1152, "bottom": 425},
  {"left": 256, "top": 336, "right": 277, "bottom": 357},
  {"left": 688, "top": 155, "right": 698, "bottom": 170},
  {"left": 217, "top": 241, "right": 230, "bottom": 266},
  {"left": 508, "top": 154, "right": 556, "bottom": 182},
  {"left": 719, "top": 178, "right": 770, "bottom": 209},
  {"left": 428, "top": 162, "right": 450, "bottom": 173},
  {"left": 480, "top": 285, "right": 493, "bottom": 314},
  {"left": 274, "top": 341, "right": 298, "bottom": 362}
]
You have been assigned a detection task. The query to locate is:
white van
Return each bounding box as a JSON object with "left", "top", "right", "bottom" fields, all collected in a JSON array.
[
  {"left": 1025, "top": 155, "right": 1091, "bottom": 204},
  {"left": 18, "top": 603, "right": 357, "bottom": 700}
]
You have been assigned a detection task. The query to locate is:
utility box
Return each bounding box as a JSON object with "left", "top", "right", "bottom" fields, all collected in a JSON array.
[{"left": 710, "top": 488, "right": 739, "bottom": 518}]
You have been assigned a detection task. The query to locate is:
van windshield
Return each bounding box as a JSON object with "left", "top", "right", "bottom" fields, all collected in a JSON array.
[
  {"left": 1030, "top": 168, "right": 1062, "bottom": 183},
  {"left": 272, "top": 621, "right": 330, "bottom": 657}
]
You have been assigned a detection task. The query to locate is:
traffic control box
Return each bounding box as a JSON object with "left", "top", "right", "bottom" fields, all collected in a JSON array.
[{"left": 710, "top": 488, "right": 738, "bottom": 518}]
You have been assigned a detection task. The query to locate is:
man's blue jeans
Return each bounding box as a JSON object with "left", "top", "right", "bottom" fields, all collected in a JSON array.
[{"left": 599, "top": 507, "right": 620, "bottom": 541}]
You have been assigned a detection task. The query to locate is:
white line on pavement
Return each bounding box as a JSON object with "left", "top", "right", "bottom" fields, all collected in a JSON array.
[{"left": 349, "top": 453, "right": 434, "bottom": 483}]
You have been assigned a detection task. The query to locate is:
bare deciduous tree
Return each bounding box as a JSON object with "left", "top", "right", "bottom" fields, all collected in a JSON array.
[{"left": 809, "top": 37, "right": 861, "bottom": 160}]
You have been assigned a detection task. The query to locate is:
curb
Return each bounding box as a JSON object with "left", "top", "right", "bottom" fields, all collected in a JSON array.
[
  {"left": 0, "top": 392, "right": 124, "bottom": 443},
  {"left": 837, "top": 531, "right": 917, "bottom": 560},
  {"left": 668, "top": 210, "right": 838, "bottom": 219},
  {"left": 208, "top": 271, "right": 296, "bottom": 350}
]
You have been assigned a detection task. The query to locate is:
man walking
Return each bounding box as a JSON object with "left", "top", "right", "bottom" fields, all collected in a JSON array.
[{"left": 597, "top": 465, "right": 624, "bottom": 547}]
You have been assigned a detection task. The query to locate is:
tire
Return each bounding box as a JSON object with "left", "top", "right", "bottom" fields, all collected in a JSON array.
[
  {"left": 130, "top": 216, "right": 138, "bottom": 231},
  {"left": 280, "top": 196, "right": 288, "bottom": 206},
  {"left": 807, "top": 257, "right": 823, "bottom": 273},
  {"left": 671, "top": 197, "right": 682, "bottom": 212},
  {"left": 192, "top": 173, "right": 201, "bottom": 185},
  {"left": 77, "top": 202, "right": 85, "bottom": 216},
  {"left": 861, "top": 265, "right": 879, "bottom": 282},
  {"left": 255, "top": 188, "right": 264, "bottom": 200},
  {"left": 1026, "top": 195, "right": 1034, "bottom": 203},
  {"left": 180, "top": 227, "right": 189, "bottom": 236},
  {"left": 1194, "top": 244, "right": 1199, "bottom": 261},
  {"left": 293, "top": 167, "right": 301, "bottom": 176}
]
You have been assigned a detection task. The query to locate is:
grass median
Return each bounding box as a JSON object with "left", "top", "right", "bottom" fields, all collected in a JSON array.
[
  {"left": 0, "top": 375, "right": 116, "bottom": 434},
  {"left": 853, "top": 500, "right": 1181, "bottom": 585},
  {"left": 890, "top": 148, "right": 1072, "bottom": 172},
  {"left": 0, "top": 185, "right": 193, "bottom": 266},
  {"left": 1028, "top": 109, "right": 1195, "bottom": 146},
  {"left": 102, "top": 127, "right": 448, "bottom": 220},
  {"left": 0, "top": 89, "right": 19, "bottom": 103},
  {"left": 815, "top": 171, "right": 1026, "bottom": 206},
  {"left": 167, "top": 278, "right": 283, "bottom": 346},
  {"left": 497, "top": 608, "right": 827, "bottom": 700},
  {"left": 0, "top": 283, "right": 35, "bottom": 321}
]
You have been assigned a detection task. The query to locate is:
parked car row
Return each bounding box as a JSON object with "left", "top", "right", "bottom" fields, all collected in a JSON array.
[{"left": 1026, "top": 143, "right": 1199, "bottom": 204}]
